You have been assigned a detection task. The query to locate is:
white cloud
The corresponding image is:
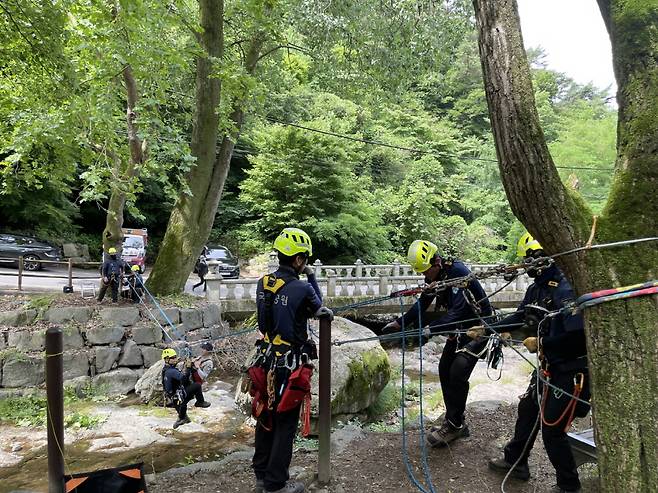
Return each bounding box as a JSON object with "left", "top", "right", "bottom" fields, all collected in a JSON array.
[{"left": 517, "top": 0, "right": 616, "bottom": 94}]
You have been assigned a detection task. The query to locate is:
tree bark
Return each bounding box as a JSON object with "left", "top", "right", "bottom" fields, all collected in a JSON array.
[
  {"left": 102, "top": 64, "right": 145, "bottom": 252},
  {"left": 473, "top": 0, "right": 658, "bottom": 490},
  {"left": 147, "top": 0, "right": 265, "bottom": 295}
]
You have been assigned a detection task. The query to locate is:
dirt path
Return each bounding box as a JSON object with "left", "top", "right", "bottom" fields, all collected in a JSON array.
[{"left": 149, "top": 405, "right": 598, "bottom": 493}]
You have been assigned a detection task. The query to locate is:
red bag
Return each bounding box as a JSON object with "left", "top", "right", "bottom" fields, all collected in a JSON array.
[
  {"left": 247, "top": 366, "right": 268, "bottom": 419},
  {"left": 278, "top": 364, "right": 313, "bottom": 413}
]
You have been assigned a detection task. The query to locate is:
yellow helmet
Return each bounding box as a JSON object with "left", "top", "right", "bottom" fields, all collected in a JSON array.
[
  {"left": 407, "top": 240, "right": 439, "bottom": 273},
  {"left": 161, "top": 348, "right": 177, "bottom": 360},
  {"left": 273, "top": 227, "right": 313, "bottom": 257},
  {"left": 517, "top": 232, "right": 543, "bottom": 258},
  {"left": 131, "top": 264, "right": 141, "bottom": 272},
  {"left": 108, "top": 247, "right": 117, "bottom": 254}
]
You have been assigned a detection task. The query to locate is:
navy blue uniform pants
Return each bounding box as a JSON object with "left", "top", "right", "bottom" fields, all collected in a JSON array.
[{"left": 438, "top": 337, "right": 479, "bottom": 427}]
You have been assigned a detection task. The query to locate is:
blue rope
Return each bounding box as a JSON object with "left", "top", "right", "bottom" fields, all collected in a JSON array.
[
  {"left": 399, "top": 298, "right": 431, "bottom": 493},
  {"left": 416, "top": 298, "right": 436, "bottom": 493}
]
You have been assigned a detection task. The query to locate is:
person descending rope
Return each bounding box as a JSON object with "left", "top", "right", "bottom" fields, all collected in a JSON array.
[
  {"left": 161, "top": 348, "right": 211, "bottom": 430},
  {"left": 483, "top": 232, "right": 590, "bottom": 493},
  {"left": 249, "top": 227, "right": 333, "bottom": 493},
  {"left": 382, "top": 240, "right": 493, "bottom": 447}
]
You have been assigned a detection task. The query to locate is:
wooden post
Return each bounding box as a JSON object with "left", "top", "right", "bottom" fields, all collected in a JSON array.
[
  {"left": 46, "top": 326, "right": 65, "bottom": 493},
  {"left": 18, "top": 256, "right": 23, "bottom": 291},
  {"left": 318, "top": 315, "right": 332, "bottom": 485},
  {"left": 67, "top": 259, "right": 73, "bottom": 291}
]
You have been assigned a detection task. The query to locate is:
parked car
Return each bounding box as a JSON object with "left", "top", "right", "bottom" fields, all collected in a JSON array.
[
  {"left": 0, "top": 233, "right": 62, "bottom": 271},
  {"left": 198, "top": 246, "right": 240, "bottom": 279}
]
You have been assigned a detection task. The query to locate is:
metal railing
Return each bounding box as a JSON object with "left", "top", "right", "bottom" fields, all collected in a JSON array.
[{"left": 0, "top": 256, "right": 101, "bottom": 291}]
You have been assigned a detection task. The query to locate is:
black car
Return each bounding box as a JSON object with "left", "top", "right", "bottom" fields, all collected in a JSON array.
[
  {"left": 199, "top": 246, "right": 240, "bottom": 279},
  {"left": 0, "top": 233, "right": 62, "bottom": 271}
]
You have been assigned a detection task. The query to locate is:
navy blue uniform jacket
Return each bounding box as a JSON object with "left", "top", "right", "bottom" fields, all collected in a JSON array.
[
  {"left": 256, "top": 265, "right": 323, "bottom": 346},
  {"left": 397, "top": 260, "right": 493, "bottom": 347},
  {"left": 162, "top": 364, "right": 190, "bottom": 394}
]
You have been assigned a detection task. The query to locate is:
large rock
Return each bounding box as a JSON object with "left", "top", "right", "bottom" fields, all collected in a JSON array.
[
  {"left": 140, "top": 346, "right": 162, "bottom": 368},
  {"left": 62, "top": 326, "right": 85, "bottom": 350},
  {"left": 131, "top": 324, "right": 163, "bottom": 345},
  {"left": 2, "top": 354, "right": 45, "bottom": 387},
  {"left": 235, "top": 317, "right": 390, "bottom": 417},
  {"left": 0, "top": 331, "right": 6, "bottom": 350},
  {"left": 118, "top": 340, "right": 143, "bottom": 367},
  {"left": 86, "top": 325, "right": 125, "bottom": 345},
  {"left": 134, "top": 359, "right": 165, "bottom": 403},
  {"left": 180, "top": 309, "right": 203, "bottom": 332},
  {"left": 47, "top": 307, "right": 94, "bottom": 325},
  {"left": 63, "top": 351, "right": 90, "bottom": 380},
  {"left": 153, "top": 307, "right": 180, "bottom": 326},
  {"left": 94, "top": 346, "right": 121, "bottom": 373},
  {"left": 7, "top": 329, "right": 45, "bottom": 352},
  {"left": 202, "top": 304, "right": 221, "bottom": 327},
  {"left": 99, "top": 307, "right": 140, "bottom": 327},
  {"left": 93, "top": 368, "right": 139, "bottom": 395},
  {"left": 0, "top": 309, "right": 37, "bottom": 327}
]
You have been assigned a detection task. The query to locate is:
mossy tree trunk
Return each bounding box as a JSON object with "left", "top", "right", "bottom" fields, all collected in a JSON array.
[
  {"left": 473, "top": 0, "right": 658, "bottom": 490},
  {"left": 102, "top": 64, "right": 145, "bottom": 253},
  {"left": 147, "top": 0, "right": 264, "bottom": 295}
]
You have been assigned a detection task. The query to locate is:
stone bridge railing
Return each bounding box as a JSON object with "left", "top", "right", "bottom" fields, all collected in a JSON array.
[{"left": 206, "top": 257, "right": 530, "bottom": 318}]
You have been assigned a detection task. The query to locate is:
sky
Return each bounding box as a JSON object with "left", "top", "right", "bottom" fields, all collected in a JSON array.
[{"left": 516, "top": 0, "right": 616, "bottom": 95}]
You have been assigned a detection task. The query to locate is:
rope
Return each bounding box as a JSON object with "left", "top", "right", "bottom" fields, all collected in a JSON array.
[{"left": 416, "top": 296, "right": 436, "bottom": 493}]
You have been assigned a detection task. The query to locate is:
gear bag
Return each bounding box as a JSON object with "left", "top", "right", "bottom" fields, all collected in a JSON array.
[{"left": 277, "top": 364, "right": 313, "bottom": 413}]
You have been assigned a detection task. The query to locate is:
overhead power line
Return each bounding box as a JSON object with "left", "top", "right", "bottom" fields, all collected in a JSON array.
[{"left": 265, "top": 117, "right": 615, "bottom": 172}]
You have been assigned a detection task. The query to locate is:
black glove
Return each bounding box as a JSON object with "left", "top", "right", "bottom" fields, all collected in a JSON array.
[{"left": 315, "top": 306, "right": 334, "bottom": 320}]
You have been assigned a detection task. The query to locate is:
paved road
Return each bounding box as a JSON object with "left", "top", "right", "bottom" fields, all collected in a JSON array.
[{"left": 0, "top": 265, "right": 205, "bottom": 297}]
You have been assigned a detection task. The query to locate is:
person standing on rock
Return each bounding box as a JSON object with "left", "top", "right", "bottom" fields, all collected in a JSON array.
[
  {"left": 485, "top": 232, "right": 590, "bottom": 493},
  {"left": 250, "top": 227, "right": 332, "bottom": 493},
  {"left": 97, "top": 247, "right": 125, "bottom": 304},
  {"left": 161, "top": 348, "right": 211, "bottom": 429},
  {"left": 382, "top": 239, "right": 493, "bottom": 447}
]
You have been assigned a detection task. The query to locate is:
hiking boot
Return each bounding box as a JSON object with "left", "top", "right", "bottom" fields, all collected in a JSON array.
[
  {"left": 173, "top": 416, "right": 191, "bottom": 429},
  {"left": 253, "top": 479, "right": 265, "bottom": 493},
  {"left": 426, "top": 421, "right": 470, "bottom": 448},
  {"left": 194, "top": 400, "right": 211, "bottom": 408},
  {"left": 487, "top": 456, "right": 530, "bottom": 481},
  {"left": 266, "top": 481, "right": 305, "bottom": 493}
]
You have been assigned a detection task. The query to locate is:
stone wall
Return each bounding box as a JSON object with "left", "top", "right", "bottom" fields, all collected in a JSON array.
[{"left": 0, "top": 304, "right": 226, "bottom": 394}]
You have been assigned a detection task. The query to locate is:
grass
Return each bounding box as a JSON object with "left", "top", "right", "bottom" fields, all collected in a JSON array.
[
  {"left": 366, "top": 381, "right": 401, "bottom": 419},
  {"left": 26, "top": 294, "right": 56, "bottom": 311},
  {"left": 293, "top": 436, "right": 318, "bottom": 451},
  {"left": 157, "top": 293, "right": 199, "bottom": 308},
  {"left": 0, "top": 385, "right": 111, "bottom": 429}
]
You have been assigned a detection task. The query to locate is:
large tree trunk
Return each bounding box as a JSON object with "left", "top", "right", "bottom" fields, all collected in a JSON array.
[
  {"left": 147, "top": 3, "right": 264, "bottom": 295},
  {"left": 102, "top": 64, "right": 145, "bottom": 253},
  {"left": 473, "top": 0, "right": 658, "bottom": 490}
]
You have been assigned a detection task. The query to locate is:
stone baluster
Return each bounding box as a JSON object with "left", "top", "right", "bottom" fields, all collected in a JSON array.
[
  {"left": 226, "top": 282, "right": 236, "bottom": 300},
  {"left": 355, "top": 259, "right": 363, "bottom": 279},
  {"left": 206, "top": 277, "right": 221, "bottom": 302},
  {"left": 267, "top": 251, "right": 278, "bottom": 273},
  {"left": 379, "top": 273, "right": 389, "bottom": 296},
  {"left": 393, "top": 259, "right": 400, "bottom": 277},
  {"left": 339, "top": 279, "right": 350, "bottom": 296},
  {"left": 314, "top": 259, "right": 323, "bottom": 277},
  {"left": 366, "top": 280, "right": 375, "bottom": 296},
  {"left": 327, "top": 270, "right": 337, "bottom": 297},
  {"left": 243, "top": 280, "right": 252, "bottom": 300}
]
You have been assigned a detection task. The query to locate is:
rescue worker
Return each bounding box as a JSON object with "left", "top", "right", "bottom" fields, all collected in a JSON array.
[
  {"left": 485, "top": 232, "right": 590, "bottom": 493},
  {"left": 382, "top": 240, "right": 493, "bottom": 447},
  {"left": 98, "top": 247, "right": 125, "bottom": 304},
  {"left": 191, "top": 342, "right": 215, "bottom": 386},
  {"left": 161, "top": 348, "right": 211, "bottom": 430},
  {"left": 126, "top": 264, "right": 145, "bottom": 303},
  {"left": 251, "top": 227, "right": 332, "bottom": 493}
]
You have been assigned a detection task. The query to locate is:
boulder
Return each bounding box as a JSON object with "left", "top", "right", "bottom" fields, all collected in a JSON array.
[
  {"left": 118, "top": 340, "right": 143, "bottom": 367},
  {"left": 2, "top": 354, "right": 45, "bottom": 387},
  {"left": 63, "top": 351, "right": 90, "bottom": 380},
  {"left": 202, "top": 304, "right": 221, "bottom": 327},
  {"left": 99, "top": 307, "right": 140, "bottom": 327},
  {"left": 0, "top": 309, "right": 37, "bottom": 327},
  {"left": 93, "top": 368, "right": 139, "bottom": 395},
  {"left": 210, "top": 322, "right": 230, "bottom": 339},
  {"left": 153, "top": 307, "right": 180, "bottom": 326},
  {"left": 94, "top": 346, "right": 121, "bottom": 373},
  {"left": 63, "top": 375, "right": 92, "bottom": 397},
  {"left": 0, "top": 331, "right": 6, "bottom": 350},
  {"left": 134, "top": 359, "right": 165, "bottom": 403},
  {"left": 131, "top": 324, "right": 163, "bottom": 345},
  {"left": 62, "top": 326, "right": 85, "bottom": 350},
  {"left": 7, "top": 329, "right": 45, "bottom": 352},
  {"left": 140, "top": 346, "right": 163, "bottom": 368},
  {"left": 86, "top": 325, "right": 125, "bottom": 345},
  {"left": 180, "top": 309, "right": 203, "bottom": 332},
  {"left": 47, "top": 307, "right": 94, "bottom": 325},
  {"left": 235, "top": 317, "right": 390, "bottom": 417},
  {"left": 62, "top": 243, "right": 81, "bottom": 257}
]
